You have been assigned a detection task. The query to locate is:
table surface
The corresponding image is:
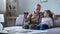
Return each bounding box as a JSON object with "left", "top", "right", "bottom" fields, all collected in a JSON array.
[{"left": 0, "top": 26, "right": 47, "bottom": 34}]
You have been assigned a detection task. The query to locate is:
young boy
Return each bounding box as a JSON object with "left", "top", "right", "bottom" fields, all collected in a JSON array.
[{"left": 27, "top": 4, "right": 43, "bottom": 29}]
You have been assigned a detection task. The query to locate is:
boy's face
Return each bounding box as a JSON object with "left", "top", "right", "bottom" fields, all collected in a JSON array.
[{"left": 34, "top": 6, "right": 40, "bottom": 13}]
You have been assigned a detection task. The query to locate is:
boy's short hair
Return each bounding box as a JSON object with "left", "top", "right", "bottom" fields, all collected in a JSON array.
[
  {"left": 34, "top": 4, "right": 41, "bottom": 8},
  {"left": 36, "top": 4, "right": 41, "bottom": 7}
]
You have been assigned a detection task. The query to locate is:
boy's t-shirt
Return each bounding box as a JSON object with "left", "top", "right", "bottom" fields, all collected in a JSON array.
[{"left": 29, "top": 12, "right": 43, "bottom": 24}]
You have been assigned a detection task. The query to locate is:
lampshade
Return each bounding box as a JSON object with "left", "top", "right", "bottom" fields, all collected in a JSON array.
[
  {"left": 0, "top": 14, "right": 4, "bottom": 31},
  {"left": 0, "top": 14, "right": 4, "bottom": 22}
]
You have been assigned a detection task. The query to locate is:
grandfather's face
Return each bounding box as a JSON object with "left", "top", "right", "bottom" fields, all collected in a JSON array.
[{"left": 34, "top": 6, "right": 41, "bottom": 13}]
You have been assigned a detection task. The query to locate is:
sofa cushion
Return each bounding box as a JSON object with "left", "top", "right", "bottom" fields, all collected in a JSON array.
[
  {"left": 54, "top": 17, "right": 60, "bottom": 27},
  {"left": 46, "top": 27, "right": 60, "bottom": 34}
]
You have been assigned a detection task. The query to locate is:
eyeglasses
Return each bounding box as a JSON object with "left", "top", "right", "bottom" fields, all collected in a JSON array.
[{"left": 24, "top": 13, "right": 29, "bottom": 14}]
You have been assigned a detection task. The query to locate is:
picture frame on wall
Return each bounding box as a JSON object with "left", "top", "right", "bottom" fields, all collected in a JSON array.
[{"left": 40, "top": 0, "right": 47, "bottom": 3}]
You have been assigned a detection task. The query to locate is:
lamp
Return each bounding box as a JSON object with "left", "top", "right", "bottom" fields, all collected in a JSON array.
[{"left": 0, "top": 14, "right": 4, "bottom": 31}]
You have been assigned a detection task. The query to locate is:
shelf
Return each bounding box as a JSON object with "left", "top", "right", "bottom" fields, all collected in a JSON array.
[
  {"left": 6, "top": 17, "right": 17, "bottom": 19},
  {"left": 6, "top": 0, "right": 18, "bottom": 17},
  {"left": 6, "top": 0, "right": 18, "bottom": 26}
]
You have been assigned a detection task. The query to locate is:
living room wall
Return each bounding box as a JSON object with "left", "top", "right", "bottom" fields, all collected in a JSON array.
[
  {"left": 18, "top": 0, "right": 60, "bottom": 15},
  {"left": 0, "top": 0, "right": 6, "bottom": 13}
]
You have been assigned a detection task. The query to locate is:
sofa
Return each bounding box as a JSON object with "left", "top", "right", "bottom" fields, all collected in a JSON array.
[{"left": 16, "top": 15, "right": 60, "bottom": 34}]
